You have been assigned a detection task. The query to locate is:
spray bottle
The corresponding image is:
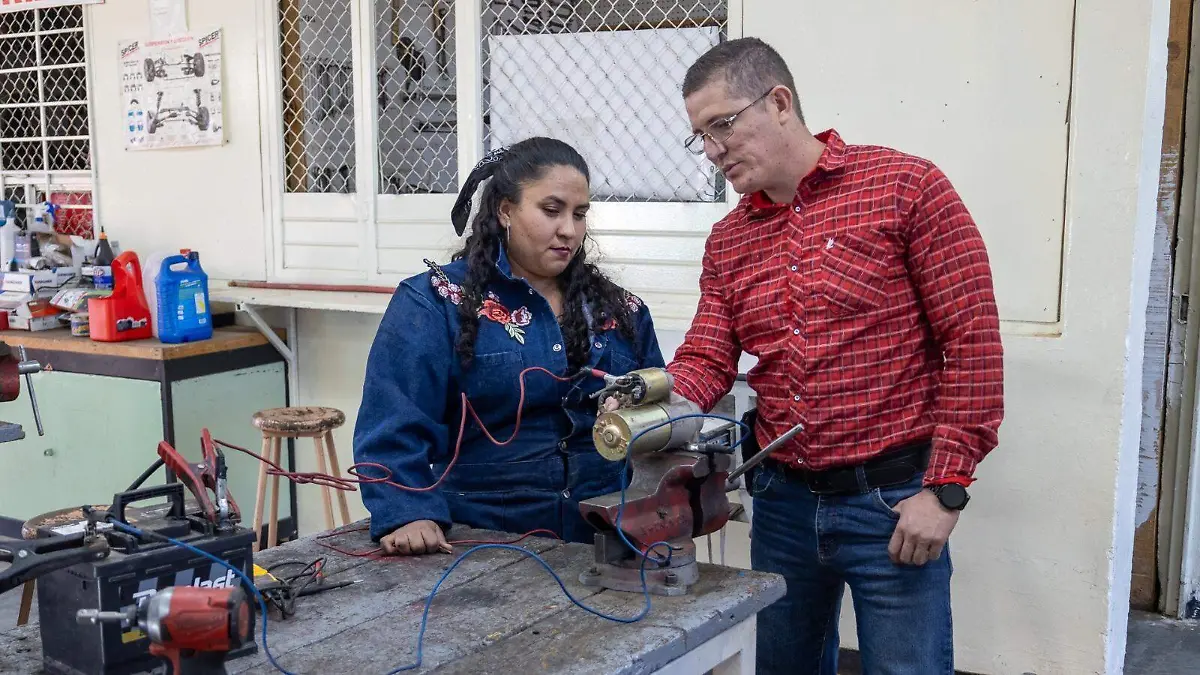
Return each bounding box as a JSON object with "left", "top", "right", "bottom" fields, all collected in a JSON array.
[{"left": 0, "top": 201, "right": 15, "bottom": 272}]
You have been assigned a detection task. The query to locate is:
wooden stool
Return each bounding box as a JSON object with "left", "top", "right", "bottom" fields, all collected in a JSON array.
[{"left": 252, "top": 406, "right": 349, "bottom": 551}]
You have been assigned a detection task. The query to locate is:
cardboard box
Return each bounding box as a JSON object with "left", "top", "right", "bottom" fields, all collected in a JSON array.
[
  {"left": 0, "top": 289, "right": 67, "bottom": 332},
  {"left": 9, "top": 311, "right": 63, "bottom": 332},
  {"left": 2, "top": 269, "right": 75, "bottom": 296}
]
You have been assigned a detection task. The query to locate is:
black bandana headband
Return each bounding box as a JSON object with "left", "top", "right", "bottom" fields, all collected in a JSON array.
[{"left": 450, "top": 147, "right": 507, "bottom": 236}]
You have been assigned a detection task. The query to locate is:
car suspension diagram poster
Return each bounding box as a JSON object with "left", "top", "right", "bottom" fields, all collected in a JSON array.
[{"left": 119, "top": 28, "right": 223, "bottom": 150}]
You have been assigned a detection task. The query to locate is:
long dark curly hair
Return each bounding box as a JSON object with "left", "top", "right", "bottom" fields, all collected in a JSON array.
[{"left": 448, "top": 137, "right": 637, "bottom": 371}]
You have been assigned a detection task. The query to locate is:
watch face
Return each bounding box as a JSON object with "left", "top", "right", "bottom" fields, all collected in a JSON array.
[{"left": 938, "top": 484, "right": 969, "bottom": 510}]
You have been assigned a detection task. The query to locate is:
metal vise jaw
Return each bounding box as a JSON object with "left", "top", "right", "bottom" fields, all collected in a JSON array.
[
  {"left": 579, "top": 450, "right": 732, "bottom": 596},
  {"left": 0, "top": 340, "right": 43, "bottom": 442}
]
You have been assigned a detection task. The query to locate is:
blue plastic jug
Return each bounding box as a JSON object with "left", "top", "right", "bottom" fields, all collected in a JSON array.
[{"left": 156, "top": 250, "right": 212, "bottom": 343}]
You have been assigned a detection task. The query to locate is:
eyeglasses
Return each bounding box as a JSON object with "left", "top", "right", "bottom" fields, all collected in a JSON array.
[{"left": 683, "top": 88, "right": 775, "bottom": 155}]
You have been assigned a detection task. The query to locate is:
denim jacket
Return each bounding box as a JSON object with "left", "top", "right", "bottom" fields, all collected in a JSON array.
[{"left": 353, "top": 247, "right": 665, "bottom": 542}]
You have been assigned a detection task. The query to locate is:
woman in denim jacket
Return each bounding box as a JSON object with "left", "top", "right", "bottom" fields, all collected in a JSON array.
[{"left": 353, "top": 138, "right": 666, "bottom": 556}]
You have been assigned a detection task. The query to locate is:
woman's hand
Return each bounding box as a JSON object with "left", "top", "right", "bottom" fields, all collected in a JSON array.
[{"left": 380, "top": 520, "right": 452, "bottom": 556}]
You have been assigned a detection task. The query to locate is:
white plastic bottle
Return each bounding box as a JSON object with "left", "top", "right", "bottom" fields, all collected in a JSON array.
[
  {"left": 142, "top": 250, "right": 168, "bottom": 338},
  {"left": 0, "top": 200, "right": 16, "bottom": 271}
]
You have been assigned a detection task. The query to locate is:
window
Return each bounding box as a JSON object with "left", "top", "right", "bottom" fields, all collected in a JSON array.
[
  {"left": 265, "top": 0, "right": 737, "bottom": 304},
  {"left": 0, "top": 4, "right": 95, "bottom": 238},
  {"left": 482, "top": 0, "right": 727, "bottom": 203}
]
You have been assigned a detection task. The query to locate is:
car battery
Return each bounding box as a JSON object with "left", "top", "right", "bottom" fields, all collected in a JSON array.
[{"left": 33, "top": 483, "right": 258, "bottom": 675}]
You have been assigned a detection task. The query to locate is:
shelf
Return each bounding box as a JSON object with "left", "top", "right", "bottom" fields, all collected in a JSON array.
[{"left": 208, "top": 282, "right": 392, "bottom": 315}]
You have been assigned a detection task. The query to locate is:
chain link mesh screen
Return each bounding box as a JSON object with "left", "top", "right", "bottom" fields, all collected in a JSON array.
[
  {"left": 482, "top": 0, "right": 726, "bottom": 202},
  {"left": 281, "top": 0, "right": 359, "bottom": 193},
  {"left": 279, "top": 1, "right": 725, "bottom": 199},
  {"left": 377, "top": 0, "right": 458, "bottom": 194},
  {"left": 0, "top": 5, "right": 94, "bottom": 236}
]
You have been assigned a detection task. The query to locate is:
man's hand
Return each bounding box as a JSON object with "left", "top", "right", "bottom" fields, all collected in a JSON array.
[
  {"left": 887, "top": 489, "right": 959, "bottom": 566},
  {"left": 380, "top": 520, "right": 452, "bottom": 556}
]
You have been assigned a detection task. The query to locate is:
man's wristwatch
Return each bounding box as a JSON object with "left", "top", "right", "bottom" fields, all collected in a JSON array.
[{"left": 929, "top": 484, "right": 970, "bottom": 511}]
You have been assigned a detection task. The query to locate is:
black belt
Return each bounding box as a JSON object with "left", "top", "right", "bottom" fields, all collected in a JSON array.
[{"left": 762, "top": 439, "right": 931, "bottom": 495}]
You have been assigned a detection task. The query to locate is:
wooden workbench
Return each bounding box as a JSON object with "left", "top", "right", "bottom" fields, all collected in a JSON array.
[
  {"left": 0, "top": 326, "right": 297, "bottom": 541},
  {"left": 0, "top": 326, "right": 277, "bottom": 361},
  {"left": 0, "top": 521, "right": 785, "bottom": 674}
]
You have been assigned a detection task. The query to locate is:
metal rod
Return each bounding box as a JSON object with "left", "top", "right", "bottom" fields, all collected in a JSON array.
[
  {"left": 228, "top": 279, "right": 395, "bottom": 294},
  {"left": 726, "top": 422, "right": 805, "bottom": 484},
  {"left": 16, "top": 347, "right": 42, "bottom": 437},
  {"left": 237, "top": 304, "right": 293, "bottom": 363},
  {"left": 287, "top": 307, "right": 299, "bottom": 407}
]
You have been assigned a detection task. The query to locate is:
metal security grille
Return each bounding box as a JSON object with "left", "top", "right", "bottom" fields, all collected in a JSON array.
[
  {"left": 0, "top": 5, "right": 94, "bottom": 235},
  {"left": 482, "top": 0, "right": 727, "bottom": 203},
  {"left": 280, "top": 0, "right": 358, "bottom": 194},
  {"left": 376, "top": 0, "right": 458, "bottom": 194}
]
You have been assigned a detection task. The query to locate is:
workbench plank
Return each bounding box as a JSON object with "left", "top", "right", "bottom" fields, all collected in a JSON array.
[
  {"left": 641, "top": 564, "right": 785, "bottom": 652},
  {"left": 435, "top": 610, "right": 687, "bottom": 675},
  {"left": 228, "top": 527, "right": 563, "bottom": 673},
  {"left": 0, "top": 326, "right": 274, "bottom": 361},
  {"left": 233, "top": 541, "right": 599, "bottom": 674},
  {"left": 252, "top": 524, "right": 382, "bottom": 571},
  {"left": 437, "top": 563, "right": 785, "bottom": 675}
]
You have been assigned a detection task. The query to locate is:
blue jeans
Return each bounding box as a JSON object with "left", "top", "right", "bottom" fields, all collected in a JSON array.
[{"left": 750, "top": 462, "right": 954, "bottom": 674}]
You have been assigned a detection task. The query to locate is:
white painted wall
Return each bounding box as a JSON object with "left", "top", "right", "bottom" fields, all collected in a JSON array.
[
  {"left": 80, "top": 1, "right": 1168, "bottom": 673},
  {"left": 741, "top": 2, "right": 1162, "bottom": 674},
  {"left": 88, "top": 0, "right": 268, "bottom": 281}
]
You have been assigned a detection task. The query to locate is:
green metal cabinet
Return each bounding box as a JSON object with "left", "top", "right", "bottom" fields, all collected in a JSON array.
[{"left": 0, "top": 328, "right": 295, "bottom": 540}]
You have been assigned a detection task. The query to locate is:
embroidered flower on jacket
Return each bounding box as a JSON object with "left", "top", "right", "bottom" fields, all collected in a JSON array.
[
  {"left": 430, "top": 274, "right": 462, "bottom": 305},
  {"left": 511, "top": 306, "right": 533, "bottom": 326},
  {"left": 425, "top": 260, "right": 534, "bottom": 344},
  {"left": 478, "top": 298, "right": 533, "bottom": 344}
]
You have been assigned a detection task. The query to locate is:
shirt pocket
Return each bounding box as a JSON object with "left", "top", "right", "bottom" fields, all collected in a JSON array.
[
  {"left": 815, "top": 230, "right": 891, "bottom": 315},
  {"left": 463, "top": 350, "right": 526, "bottom": 407},
  {"left": 599, "top": 339, "right": 639, "bottom": 375}
]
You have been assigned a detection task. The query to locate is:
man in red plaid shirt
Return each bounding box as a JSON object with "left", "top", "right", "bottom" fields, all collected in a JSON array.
[{"left": 670, "top": 38, "right": 1005, "bottom": 674}]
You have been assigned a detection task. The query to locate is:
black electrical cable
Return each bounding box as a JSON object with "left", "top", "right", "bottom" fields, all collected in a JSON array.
[{"left": 125, "top": 458, "right": 165, "bottom": 492}]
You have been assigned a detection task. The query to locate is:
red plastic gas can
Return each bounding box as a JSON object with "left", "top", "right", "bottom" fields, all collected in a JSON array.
[{"left": 88, "top": 251, "right": 152, "bottom": 342}]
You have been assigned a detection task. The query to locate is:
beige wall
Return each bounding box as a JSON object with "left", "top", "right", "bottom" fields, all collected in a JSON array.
[{"left": 84, "top": 1, "right": 1168, "bottom": 673}]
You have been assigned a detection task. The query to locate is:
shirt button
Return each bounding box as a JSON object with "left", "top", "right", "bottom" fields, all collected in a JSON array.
[
  {"left": 558, "top": 440, "right": 567, "bottom": 450},
  {"left": 790, "top": 265, "right": 798, "bottom": 272},
  {"left": 793, "top": 206, "right": 801, "bottom": 213},
  {"left": 594, "top": 341, "right": 602, "bottom": 349},
  {"left": 561, "top": 489, "right": 571, "bottom": 499},
  {"left": 528, "top": 289, "right": 534, "bottom": 295},
  {"left": 793, "top": 395, "right": 801, "bottom": 402},
  {"left": 792, "top": 328, "right": 800, "bottom": 335},
  {"left": 553, "top": 344, "right": 562, "bottom": 352}
]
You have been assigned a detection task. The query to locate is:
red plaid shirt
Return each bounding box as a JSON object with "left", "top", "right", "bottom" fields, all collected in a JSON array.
[{"left": 668, "top": 129, "right": 1004, "bottom": 486}]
